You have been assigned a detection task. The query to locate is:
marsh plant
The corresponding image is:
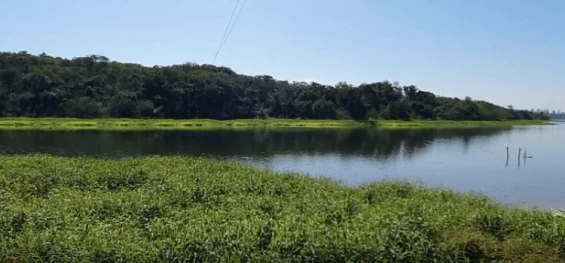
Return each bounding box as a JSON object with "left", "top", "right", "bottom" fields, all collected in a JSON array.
[{"left": 0, "top": 155, "right": 564, "bottom": 262}]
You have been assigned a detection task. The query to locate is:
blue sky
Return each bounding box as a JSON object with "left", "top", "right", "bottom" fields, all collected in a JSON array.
[{"left": 1, "top": 0, "right": 564, "bottom": 110}]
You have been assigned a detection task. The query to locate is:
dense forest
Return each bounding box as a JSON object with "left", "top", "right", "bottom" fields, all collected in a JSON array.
[{"left": 0, "top": 51, "right": 548, "bottom": 120}]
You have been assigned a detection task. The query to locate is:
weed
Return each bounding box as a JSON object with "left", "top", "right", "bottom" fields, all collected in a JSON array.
[{"left": 0, "top": 155, "right": 563, "bottom": 262}]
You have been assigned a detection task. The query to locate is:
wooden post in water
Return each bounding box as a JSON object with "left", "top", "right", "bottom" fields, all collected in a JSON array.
[
  {"left": 518, "top": 147, "right": 521, "bottom": 160},
  {"left": 518, "top": 147, "right": 521, "bottom": 168},
  {"left": 506, "top": 147, "right": 509, "bottom": 167},
  {"left": 524, "top": 148, "right": 527, "bottom": 166}
]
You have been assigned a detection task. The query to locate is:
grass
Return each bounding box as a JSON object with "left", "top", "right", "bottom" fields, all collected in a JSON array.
[
  {"left": 377, "top": 119, "right": 551, "bottom": 128},
  {"left": 0, "top": 117, "right": 551, "bottom": 130},
  {"left": 0, "top": 118, "right": 370, "bottom": 130},
  {"left": 0, "top": 155, "right": 564, "bottom": 262}
]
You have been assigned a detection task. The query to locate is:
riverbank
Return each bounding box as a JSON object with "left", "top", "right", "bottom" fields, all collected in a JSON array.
[
  {"left": 0, "top": 118, "right": 551, "bottom": 130},
  {"left": 1, "top": 155, "right": 564, "bottom": 262}
]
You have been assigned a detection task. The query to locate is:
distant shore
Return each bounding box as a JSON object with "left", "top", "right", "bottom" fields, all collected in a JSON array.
[{"left": 0, "top": 118, "right": 551, "bottom": 130}]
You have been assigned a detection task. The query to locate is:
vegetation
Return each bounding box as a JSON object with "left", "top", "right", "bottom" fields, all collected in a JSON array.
[
  {"left": 373, "top": 119, "right": 550, "bottom": 128},
  {"left": 1, "top": 155, "right": 564, "bottom": 262},
  {"left": 550, "top": 111, "right": 565, "bottom": 120},
  {"left": 0, "top": 117, "right": 549, "bottom": 130},
  {"left": 0, "top": 51, "right": 549, "bottom": 121}
]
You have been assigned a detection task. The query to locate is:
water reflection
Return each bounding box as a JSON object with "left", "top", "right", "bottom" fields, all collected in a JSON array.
[
  {"left": 2, "top": 125, "right": 565, "bottom": 209},
  {"left": 0, "top": 128, "right": 511, "bottom": 160}
]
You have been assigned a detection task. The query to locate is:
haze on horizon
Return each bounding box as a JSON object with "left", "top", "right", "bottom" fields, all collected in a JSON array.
[{"left": 1, "top": 0, "right": 563, "bottom": 110}]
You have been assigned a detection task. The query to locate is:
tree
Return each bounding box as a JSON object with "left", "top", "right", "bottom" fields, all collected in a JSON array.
[{"left": 0, "top": 51, "right": 548, "bottom": 121}]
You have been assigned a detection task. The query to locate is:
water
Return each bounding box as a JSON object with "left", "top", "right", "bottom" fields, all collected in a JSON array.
[{"left": 1, "top": 124, "right": 564, "bottom": 209}]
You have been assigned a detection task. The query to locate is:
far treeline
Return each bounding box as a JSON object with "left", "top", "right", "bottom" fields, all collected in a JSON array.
[
  {"left": 550, "top": 112, "right": 565, "bottom": 120},
  {"left": 0, "top": 51, "right": 548, "bottom": 121}
]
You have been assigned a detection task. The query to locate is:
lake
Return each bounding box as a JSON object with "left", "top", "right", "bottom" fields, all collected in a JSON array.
[{"left": 1, "top": 123, "right": 563, "bottom": 209}]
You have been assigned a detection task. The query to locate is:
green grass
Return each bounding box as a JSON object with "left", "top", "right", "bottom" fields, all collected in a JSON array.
[
  {"left": 0, "top": 117, "right": 551, "bottom": 130},
  {"left": 1, "top": 155, "right": 564, "bottom": 262},
  {"left": 377, "top": 119, "right": 552, "bottom": 128},
  {"left": 0, "top": 118, "right": 371, "bottom": 130}
]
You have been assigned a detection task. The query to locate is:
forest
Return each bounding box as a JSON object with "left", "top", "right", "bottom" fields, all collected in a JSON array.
[{"left": 0, "top": 51, "right": 548, "bottom": 120}]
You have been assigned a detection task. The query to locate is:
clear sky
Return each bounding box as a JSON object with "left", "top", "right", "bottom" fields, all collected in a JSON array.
[{"left": 1, "top": 0, "right": 564, "bottom": 110}]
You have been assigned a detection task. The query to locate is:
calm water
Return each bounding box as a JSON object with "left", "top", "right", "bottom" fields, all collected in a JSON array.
[{"left": 1, "top": 124, "right": 564, "bottom": 209}]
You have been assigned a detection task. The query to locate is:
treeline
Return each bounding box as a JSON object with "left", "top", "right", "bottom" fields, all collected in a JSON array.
[
  {"left": 0, "top": 51, "right": 548, "bottom": 120},
  {"left": 550, "top": 113, "right": 565, "bottom": 119}
]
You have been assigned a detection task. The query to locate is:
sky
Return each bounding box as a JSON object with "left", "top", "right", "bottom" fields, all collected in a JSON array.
[{"left": 1, "top": 0, "right": 564, "bottom": 110}]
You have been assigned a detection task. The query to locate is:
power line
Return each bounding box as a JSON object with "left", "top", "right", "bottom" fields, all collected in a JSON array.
[
  {"left": 218, "top": 0, "right": 247, "bottom": 56},
  {"left": 212, "top": 0, "right": 247, "bottom": 64},
  {"left": 212, "top": 0, "right": 240, "bottom": 64}
]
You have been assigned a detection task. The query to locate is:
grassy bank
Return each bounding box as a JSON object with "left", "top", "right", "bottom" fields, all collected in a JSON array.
[
  {"left": 0, "top": 117, "right": 551, "bottom": 130},
  {"left": 377, "top": 119, "right": 551, "bottom": 128},
  {"left": 1, "top": 155, "right": 564, "bottom": 262}
]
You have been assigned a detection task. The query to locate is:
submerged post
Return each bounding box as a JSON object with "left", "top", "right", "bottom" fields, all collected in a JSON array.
[
  {"left": 518, "top": 147, "right": 521, "bottom": 160},
  {"left": 518, "top": 147, "right": 522, "bottom": 168},
  {"left": 524, "top": 148, "right": 527, "bottom": 166},
  {"left": 506, "top": 147, "right": 509, "bottom": 167}
]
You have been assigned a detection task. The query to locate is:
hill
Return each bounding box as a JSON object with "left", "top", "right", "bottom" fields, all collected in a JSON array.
[{"left": 0, "top": 51, "right": 548, "bottom": 121}]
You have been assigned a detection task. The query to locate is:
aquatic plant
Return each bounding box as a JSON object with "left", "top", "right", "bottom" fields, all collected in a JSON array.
[{"left": 0, "top": 155, "right": 563, "bottom": 262}]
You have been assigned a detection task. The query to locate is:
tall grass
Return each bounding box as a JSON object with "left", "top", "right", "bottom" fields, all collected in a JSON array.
[
  {"left": 0, "top": 117, "right": 550, "bottom": 130},
  {"left": 1, "top": 155, "right": 564, "bottom": 262}
]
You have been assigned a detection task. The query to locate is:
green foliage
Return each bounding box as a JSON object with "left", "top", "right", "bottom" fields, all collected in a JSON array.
[
  {"left": 0, "top": 118, "right": 549, "bottom": 131},
  {"left": 0, "top": 155, "right": 564, "bottom": 262},
  {"left": 62, "top": 97, "right": 103, "bottom": 118},
  {"left": 0, "top": 51, "right": 550, "bottom": 121}
]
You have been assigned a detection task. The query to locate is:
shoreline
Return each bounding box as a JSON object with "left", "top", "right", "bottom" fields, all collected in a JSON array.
[{"left": 0, "top": 118, "right": 551, "bottom": 130}]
